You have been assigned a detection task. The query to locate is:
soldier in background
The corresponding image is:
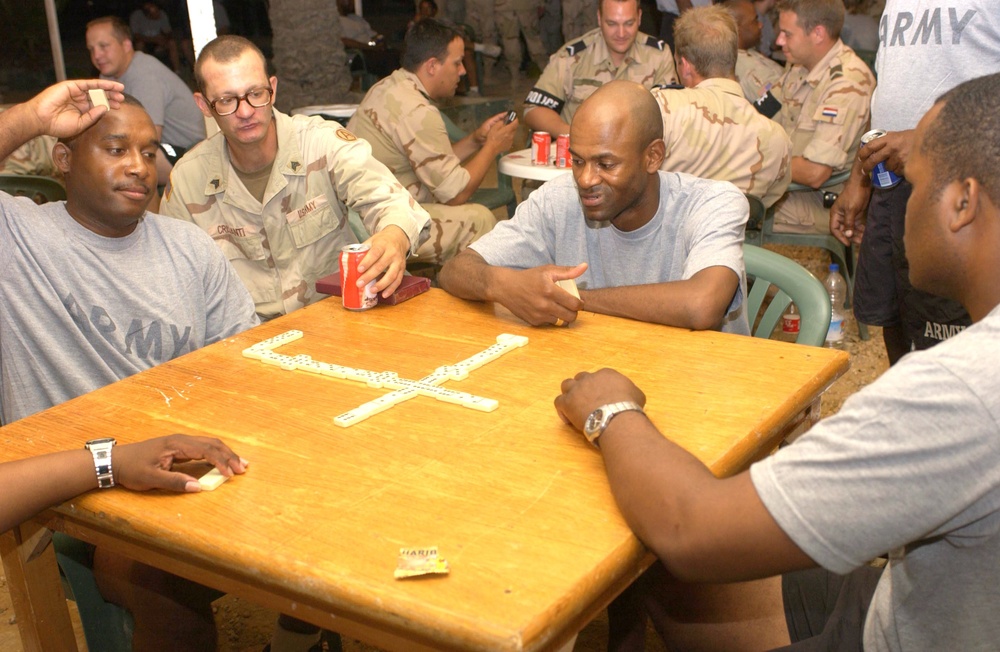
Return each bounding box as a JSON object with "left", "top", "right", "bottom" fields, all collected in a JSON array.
[
  {"left": 495, "top": 0, "right": 550, "bottom": 87},
  {"left": 723, "top": 0, "right": 783, "bottom": 106},
  {"left": 349, "top": 19, "right": 518, "bottom": 266},
  {"left": 524, "top": 0, "right": 676, "bottom": 136},
  {"left": 562, "top": 0, "right": 599, "bottom": 42},
  {"left": 769, "top": 0, "right": 873, "bottom": 234},
  {"left": 0, "top": 107, "right": 60, "bottom": 182},
  {"left": 654, "top": 5, "right": 790, "bottom": 208},
  {"left": 161, "top": 36, "right": 430, "bottom": 321}
]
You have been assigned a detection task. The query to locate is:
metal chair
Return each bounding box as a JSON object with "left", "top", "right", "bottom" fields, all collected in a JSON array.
[
  {"left": 761, "top": 170, "right": 869, "bottom": 340},
  {"left": 439, "top": 112, "right": 517, "bottom": 217},
  {"left": 744, "top": 244, "right": 831, "bottom": 347},
  {"left": 0, "top": 173, "right": 66, "bottom": 204}
]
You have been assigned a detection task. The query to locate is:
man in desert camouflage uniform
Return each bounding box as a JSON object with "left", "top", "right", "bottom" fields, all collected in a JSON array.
[
  {"left": 348, "top": 19, "right": 517, "bottom": 265},
  {"left": 0, "top": 106, "right": 60, "bottom": 180},
  {"left": 655, "top": 5, "right": 790, "bottom": 208},
  {"left": 724, "top": 0, "right": 783, "bottom": 107},
  {"left": 464, "top": 0, "right": 499, "bottom": 55},
  {"left": 769, "top": 0, "right": 873, "bottom": 233},
  {"left": 161, "top": 36, "right": 430, "bottom": 320},
  {"left": 524, "top": 0, "right": 677, "bottom": 136},
  {"left": 495, "top": 0, "right": 549, "bottom": 84},
  {"left": 562, "top": 0, "right": 598, "bottom": 42}
]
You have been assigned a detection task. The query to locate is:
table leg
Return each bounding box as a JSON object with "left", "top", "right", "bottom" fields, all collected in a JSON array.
[{"left": 0, "top": 519, "right": 79, "bottom": 652}]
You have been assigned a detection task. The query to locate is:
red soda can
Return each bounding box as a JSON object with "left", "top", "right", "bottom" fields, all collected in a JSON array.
[
  {"left": 340, "top": 244, "right": 378, "bottom": 310},
  {"left": 555, "top": 134, "right": 570, "bottom": 168},
  {"left": 531, "top": 131, "right": 551, "bottom": 165}
]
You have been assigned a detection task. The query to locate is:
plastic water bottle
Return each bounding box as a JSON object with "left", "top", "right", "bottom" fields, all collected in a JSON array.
[
  {"left": 824, "top": 264, "right": 847, "bottom": 349},
  {"left": 779, "top": 303, "right": 800, "bottom": 343}
]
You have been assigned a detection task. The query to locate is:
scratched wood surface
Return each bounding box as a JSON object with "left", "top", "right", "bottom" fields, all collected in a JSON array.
[{"left": 0, "top": 289, "right": 848, "bottom": 652}]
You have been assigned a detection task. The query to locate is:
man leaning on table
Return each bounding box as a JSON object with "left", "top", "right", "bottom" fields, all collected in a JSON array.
[
  {"left": 160, "top": 35, "right": 430, "bottom": 320},
  {"left": 556, "top": 72, "right": 1000, "bottom": 651},
  {"left": 0, "top": 79, "right": 257, "bottom": 649},
  {"left": 438, "top": 80, "right": 749, "bottom": 335}
]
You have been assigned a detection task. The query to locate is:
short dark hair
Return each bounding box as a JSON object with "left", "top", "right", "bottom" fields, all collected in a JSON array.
[
  {"left": 923, "top": 72, "right": 1000, "bottom": 206},
  {"left": 60, "top": 93, "right": 147, "bottom": 148},
  {"left": 195, "top": 35, "right": 268, "bottom": 94},
  {"left": 401, "top": 18, "right": 464, "bottom": 73},
  {"left": 775, "top": 0, "right": 844, "bottom": 40},
  {"left": 674, "top": 6, "right": 738, "bottom": 78},
  {"left": 86, "top": 16, "right": 132, "bottom": 42},
  {"left": 599, "top": 0, "right": 641, "bottom": 16}
]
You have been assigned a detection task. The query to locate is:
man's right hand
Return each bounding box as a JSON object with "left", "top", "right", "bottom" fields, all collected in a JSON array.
[
  {"left": 493, "top": 263, "right": 587, "bottom": 326},
  {"left": 858, "top": 129, "right": 914, "bottom": 177},
  {"left": 27, "top": 79, "right": 126, "bottom": 140},
  {"left": 829, "top": 170, "right": 872, "bottom": 246},
  {"left": 113, "top": 434, "right": 248, "bottom": 493},
  {"left": 483, "top": 114, "right": 518, "bottom": 155}
]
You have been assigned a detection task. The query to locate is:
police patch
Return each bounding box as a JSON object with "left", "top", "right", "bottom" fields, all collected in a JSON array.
[
  {"left": 753, "top": 90, "right": 782, "bottom": 119},
  {"left": 565, "top": 39, "right": 587, "bottom": 56},
  {"left": 525, "top": 88, "right": 565, "bottom": 114},
  {"left": 336, "top": 128, "right": 357, "bottom": 142}
]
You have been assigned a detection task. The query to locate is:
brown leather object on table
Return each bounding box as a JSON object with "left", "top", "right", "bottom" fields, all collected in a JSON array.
[{"left": 315, "top": 273, "right": 431, "bottom": 305}]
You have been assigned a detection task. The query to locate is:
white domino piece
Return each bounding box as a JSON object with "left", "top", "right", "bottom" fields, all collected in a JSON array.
[
  {"left": 88, "top": 88, "right": 110, "bottom": 109},
  {"left": 259, "top": 352, "right": 297, "bottom": 369},
  {"left": 496, "top": 333, "right": 529, "bottom": 347},
  {"left": 334, "top": 408, "right": 370, "bottom": 427},
  {"left": 255, "top": 330, "right": 304, "bottom": 350},
  {"left": 242, "top": 346, "right": 268, "bottom": 360},
  {"left": 556, "top": 278, "right": 580, "bottom": 299},
  {"left": 198, "top": 468, "right": 230, "bottom": 491},
  {"left": 458, "top": 395, "right": 499, "bottom": 412},
  {"left": 418, "top": 372, "right": 449, "bottom": 386},
  {"left": 320, "top": 364, "right": 350, "bottom": 379}
]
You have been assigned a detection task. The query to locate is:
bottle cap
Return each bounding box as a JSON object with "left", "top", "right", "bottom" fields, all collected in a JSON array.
[{"left": 829, "top": 263, "right": 839, "bottom": 272}]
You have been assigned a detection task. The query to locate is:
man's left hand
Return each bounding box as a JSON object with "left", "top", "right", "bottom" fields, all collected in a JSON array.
[
  {"left": 358, "top": 225, "right": 411, "bottom": 297},
  {"left": 555, "top": 369, "right": 646, "bottom": 431}
]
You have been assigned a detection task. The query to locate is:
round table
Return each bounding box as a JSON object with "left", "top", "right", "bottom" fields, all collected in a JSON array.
[{"left": 498, "top": 148, "right": 573, "bottom": 183}]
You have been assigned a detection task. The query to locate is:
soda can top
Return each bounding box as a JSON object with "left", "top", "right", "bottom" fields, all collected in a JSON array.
[
  {"left": 342, "top": 243, "right": 371, "bottom": 253},
  {"left": 861, "top": 129, "right": 887, "bottom": 146},
  {"left": 558, "top": 133, "right": 569, "bottom": 137}
]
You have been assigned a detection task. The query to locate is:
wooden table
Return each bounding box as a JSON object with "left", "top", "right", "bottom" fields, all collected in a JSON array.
[
  {"left": 498, "top": 148, "right": 573, "bottom": 183},
  {"left": 0, "top": 290, "right": 848, "bottom": 652}
]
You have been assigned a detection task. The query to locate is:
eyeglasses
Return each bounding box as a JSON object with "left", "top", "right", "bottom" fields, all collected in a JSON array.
[{"left": 208, "top": 87, "right": 273, "bottom": 116}]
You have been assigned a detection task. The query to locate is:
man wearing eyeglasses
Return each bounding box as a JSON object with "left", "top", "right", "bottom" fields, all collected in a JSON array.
[{"left": 161, "top": 36, "right": 430, "bottom": 320}]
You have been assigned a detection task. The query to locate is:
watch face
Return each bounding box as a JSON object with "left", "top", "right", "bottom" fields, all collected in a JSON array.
[
  {"left": 584, "top": 408, "right": 605, "bottom": 436},
  {"left": 87, "top": 437, "right": 117, "bottom": 447}
]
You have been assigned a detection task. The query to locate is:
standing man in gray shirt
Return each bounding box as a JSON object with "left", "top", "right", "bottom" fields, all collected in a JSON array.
[{"left": 86, "top": 15, "right": 205, "bottom": 185}]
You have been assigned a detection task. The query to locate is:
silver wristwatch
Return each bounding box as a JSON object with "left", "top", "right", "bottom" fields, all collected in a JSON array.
[
  {"left": 583, "top": 401, "right": 644, "bottom": 448},
  {"left": 84, "top": 438, "right": 117, "bottom": 489}
]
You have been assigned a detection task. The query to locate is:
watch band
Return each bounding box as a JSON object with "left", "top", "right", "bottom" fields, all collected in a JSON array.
[{"left": 85, "top": 439, "right": 116, "bottom": 489}]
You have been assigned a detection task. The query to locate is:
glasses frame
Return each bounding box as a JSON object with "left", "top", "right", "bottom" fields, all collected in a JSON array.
[{"left": 208, "top": 86, "right": 273, "bottom": 116}]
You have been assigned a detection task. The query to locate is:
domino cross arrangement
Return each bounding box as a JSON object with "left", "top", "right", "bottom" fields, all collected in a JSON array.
[{"left": 242, "top": 331, "right": 529, "bottom": 427}]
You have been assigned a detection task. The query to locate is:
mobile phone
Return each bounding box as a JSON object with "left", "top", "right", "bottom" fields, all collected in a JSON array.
[{"left": 503, "top": 110, "right": 517, "bottom": 125}]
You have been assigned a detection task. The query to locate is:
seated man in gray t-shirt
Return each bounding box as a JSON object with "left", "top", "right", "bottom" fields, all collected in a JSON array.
[
  {"left": 0, "top": 80, "right": 258, "bottom": 650},
  {"left": 438, "top": 81, "right": 749, "bottom": 335}
]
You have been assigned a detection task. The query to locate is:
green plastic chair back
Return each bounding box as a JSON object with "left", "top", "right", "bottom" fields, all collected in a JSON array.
[
  {"left": 743, "top": 194, "right": 766, "bottom": 246},
  {"left": 53, "top": 532, "right": 134, "bottom": 652},
  {"left": 439, "top": 112, "right": 518, "bottom": 217},
  {"left": 0, "top": 173, "right": 66, "bottom": 204},
  {"left": 761, "top": 169, "right": 868, "bottom": 340},
  {"left": 744, "top": 244, "right": 831, "bottom": 347}
]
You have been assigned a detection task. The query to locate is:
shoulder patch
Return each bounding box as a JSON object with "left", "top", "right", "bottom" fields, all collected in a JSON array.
[
  {"left": 336, "top": 128, "right": 357, "bottom": 142},
  {"left": 652, "top": 83, "right": 684, "bottom": 91},
  {"left": 830, "top": 63, "right": 843, "bottom": 80},
  {"left": 565, "top": 39, "right": 587, "bottom": 56},
  {"left": 644, "top": 35, "right": 666, "bottom": 51}
]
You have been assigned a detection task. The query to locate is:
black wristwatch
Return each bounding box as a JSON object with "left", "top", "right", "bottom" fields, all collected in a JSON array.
[
  {"left": 583, "top": 402, "right": 644, "bottom": 448},
  {"left": 84, "top": 438, "right": 117, "bottom": 489}
]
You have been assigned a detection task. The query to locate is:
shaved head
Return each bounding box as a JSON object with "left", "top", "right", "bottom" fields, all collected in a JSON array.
[{"left": 575, "top": 81, "right": 664, "bottom": 153}]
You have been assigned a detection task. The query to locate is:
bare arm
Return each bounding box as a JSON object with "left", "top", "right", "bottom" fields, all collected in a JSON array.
[
  {"left": 0, "top": 434, "right": 247, "bottom": 533},
  {"left": 438, "top": 249, "right": 587, "bottom": 326},
  {"left": 790, "top": 156, "right": 833, "bottom": 189},
  {"left": 446, "top": 113, "right": 518, "bottom": 206},
  {"left": 523, "top": 106, "right": 571, "bottom": 137},
  {"left": 829, "top": 153, "right": 872, "bottom": 245},
  {"left": 0, "top": 79, "right": 125, "bottom": 162},
  {"left": 579, "top": 266, "right": 739, "bottom": 331},
  {"left": 554, "top": 369, "right": 815, "bottom": 582}
]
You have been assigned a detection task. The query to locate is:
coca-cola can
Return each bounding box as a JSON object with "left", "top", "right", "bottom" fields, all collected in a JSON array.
[
  {"left": 340, "top": 244, "right": 378, "bottom": 311},
  {"left": 555, "top": 133, "right": 570, "bottom": 168},
  {"left": 531, "top": 131, "right": 551, "bottom": 165},
  {"left": 860, "top": 129, "right": 902, "bottom": 189}
]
